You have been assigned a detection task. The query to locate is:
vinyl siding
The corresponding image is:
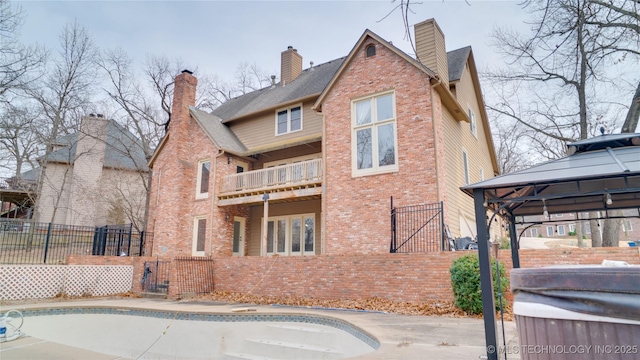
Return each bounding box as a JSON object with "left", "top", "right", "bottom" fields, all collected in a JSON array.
[
  {"left": 229, "top": 101, "right": 322, "bottom": 151},
  {"left": 443, "top": 62, "right": 499, "bottom": 240},
  {"left": 414, "top": 20, "right": 448, "bottom": 84},
  {"left": 252, "top": 142, "right": 322, "bottom": 170}
]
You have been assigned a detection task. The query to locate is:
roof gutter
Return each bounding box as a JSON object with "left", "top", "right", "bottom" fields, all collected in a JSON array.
[{"left": 430, "top": 76, "right": 469, "bottom": 122}]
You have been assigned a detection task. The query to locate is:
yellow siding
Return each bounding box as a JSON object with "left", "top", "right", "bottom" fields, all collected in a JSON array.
[
  {"left": 252, "top": 142, "right": 322, "bottom": 170},
  {"left": 414, "top": 19, "right": 448, "bottom": 84},
  {"left": 443, "top": 62, "right": 498, "bottom": 240},
  {"left": 229, "top": 101, "right": 322, "bottom": 151}
]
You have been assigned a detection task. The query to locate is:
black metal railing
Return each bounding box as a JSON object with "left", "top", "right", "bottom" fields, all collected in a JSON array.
[
  {"left": 174, "top": 256, "right": 215, "bottom": 295},
  {"left": 0, "top": 219, "right": 151, "bottom": 264},
  {"left": 390, "top": 197, "right": 445, "bottom": 253},
  {"left": 142, "top": 259, "right": 171, "bottom": 294},
  {"left": 92, "top": 224, "right": 147, "bottom": 257}
]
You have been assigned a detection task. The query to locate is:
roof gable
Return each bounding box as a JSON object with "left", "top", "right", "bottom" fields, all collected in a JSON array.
[
  {"left": 314, "top": 29, "right": 436, "bottom": 111},
  {"left": 40, "top": 121, "right": 149, "bottom": 171},
  {"left": 189, "top": 106, "right": 247, "bottom": 155}
]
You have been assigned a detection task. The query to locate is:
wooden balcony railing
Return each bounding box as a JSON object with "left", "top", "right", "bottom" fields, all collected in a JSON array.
[{"left": 220, "top": 158, "right": 322, "bottom": 195}]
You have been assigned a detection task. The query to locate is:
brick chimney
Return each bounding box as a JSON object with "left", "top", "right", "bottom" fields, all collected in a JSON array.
[
  {"left": 169, "top": 69, "right": 197, "bottom": 162},
  {"left": 414, "top": 19, "right": 449, "bottom": 85},
  {"left": 281, "top": 46, "right": 303, "bottom": 85}
]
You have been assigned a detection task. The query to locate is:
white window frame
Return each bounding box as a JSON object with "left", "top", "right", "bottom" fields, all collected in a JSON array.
[
  {"left": 192, "top": 216, "right": 207, "bottom": 256},
  {"left": 196, "top": 159, "right": 210, "bottom": 199},
  {"left": 530, "top": 228, "right": 538, "bottom": 237},
  {"left": 262, "top": 213, "right": 315, "bottom": 256},
  {"left": 351, "top": 91, "right": 398, "bottom": 177},
  {"left": 546, "top": 226, "right": 554, "bottom": 237},
  {"left": 462, "top": 150, "right": 470, "bottom": 185},
  {"left": 569, "top": 224, "right": 576, "bottom": 233},
  {"left": 480, "top": 167, "right": 485, "bottom": 181},
  {"left": 558, "top": 225, "right": 566, "bottom": 236},
  {"left": 623, "top": 220, "right": 632, "bottom": 231},
  {"left": 468, "top": 106, "right": 477, "bottom": 138},
  {"left": 275, "top": 104, "right": 303, "bottom": 136}
]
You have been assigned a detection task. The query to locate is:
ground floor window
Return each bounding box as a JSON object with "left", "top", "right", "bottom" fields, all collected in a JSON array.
[
  {"left": 263, "top": 213, "right": 315, "bottom": 256},
  {"left": 192, "top": 216, "right": 207, "bottom": 256}
]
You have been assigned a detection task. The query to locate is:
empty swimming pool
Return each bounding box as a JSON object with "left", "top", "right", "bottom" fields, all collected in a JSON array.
[{"left": 18, "top": 307, "right": 379, "bottom": 360}]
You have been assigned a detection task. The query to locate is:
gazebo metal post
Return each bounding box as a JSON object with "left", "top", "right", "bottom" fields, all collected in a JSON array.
[
  {"left": 473, "top": 189, "right": 498, "bottom": 360},
  {"left": 508, "top": 214, "right": 520, "bottom": 268}
]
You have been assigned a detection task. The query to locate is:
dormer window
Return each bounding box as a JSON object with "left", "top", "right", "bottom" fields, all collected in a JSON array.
[
  {"left": 276, "top": 105, "right": 302, "bottom": 135},
  {"left": 366, "top": 44, "right": 376, "bottom": 57}
]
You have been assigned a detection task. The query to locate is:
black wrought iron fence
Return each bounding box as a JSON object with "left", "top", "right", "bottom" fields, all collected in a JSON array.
[
  {"left": 390, "top": 197, "right": 445, "bottom": 253},
  {"left": 0, "top": 219, "right": 151, "bottom": 264},
  {"left": 142, "top": 259, "right": 171, "bottom": 294}
]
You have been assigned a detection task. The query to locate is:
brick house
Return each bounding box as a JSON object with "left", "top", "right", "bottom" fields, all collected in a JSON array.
[
  {"left": 29, "top": 114, "right": 149, "bottom": 229},
  {"left": 147, "top": 18, "right": 499, "bottom": 259}
]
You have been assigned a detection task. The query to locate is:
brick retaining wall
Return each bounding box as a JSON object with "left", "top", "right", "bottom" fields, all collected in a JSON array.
[{"left": 65, "top": 247, "right": 640, "bottom": 303}]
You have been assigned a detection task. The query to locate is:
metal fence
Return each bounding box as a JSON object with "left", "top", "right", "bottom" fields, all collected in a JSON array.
[
  {"left": 0, "top": 219, "right": 151, "bottom": 264},
  {"left": 390, "top": 198, "right": 446, "bottom": 253},
  {"left": 174, "top": 256, "right": 215, "bottom": 295},
  {"left": 141, "top": 259, "right": 171, "bottom": 294}
]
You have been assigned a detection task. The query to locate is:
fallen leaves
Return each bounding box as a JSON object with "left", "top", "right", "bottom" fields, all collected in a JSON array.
[{"left": 188, "top": 291, "right": 514, "bottom": 320}]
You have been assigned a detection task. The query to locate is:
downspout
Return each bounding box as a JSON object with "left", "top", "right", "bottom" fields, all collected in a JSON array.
[
  {"left": 211, "top": 150, "right": 226, "bottom": 256},
  {"left": 428, "top": 76, "right": 442, "bottom": 204}
]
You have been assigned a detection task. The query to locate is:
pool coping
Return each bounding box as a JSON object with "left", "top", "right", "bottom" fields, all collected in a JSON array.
[{"left": 17, "top": 305, "right": 380, "bottom": 350}]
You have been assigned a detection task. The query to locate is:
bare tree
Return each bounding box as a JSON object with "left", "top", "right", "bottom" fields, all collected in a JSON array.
[
  {"left": 0, "top": 104, "right": 40, "bottom": 176},
  {"left": 485, "top": 0, "right": 640, "bottom": 246},
  {"left": 27, "top": 21, "right": 99, "bottom": 223},
  {"left": 587, "top": 0, "right": 640, "bottom": 133},
  {"left": 0, "top": 0, "right": 46, "bottom": 101}
]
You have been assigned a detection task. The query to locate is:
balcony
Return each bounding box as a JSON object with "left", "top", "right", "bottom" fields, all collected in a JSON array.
[
  {"left": 0, "top": 177, "right": 37, "bottom": 205},
  {"left": 218, "top": 158, "right": 322, "bottom": 206}
]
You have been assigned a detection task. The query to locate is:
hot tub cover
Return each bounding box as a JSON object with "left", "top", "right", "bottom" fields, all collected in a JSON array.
[{"left": 511, "top": 266, "right": 640, "bottom": 321}]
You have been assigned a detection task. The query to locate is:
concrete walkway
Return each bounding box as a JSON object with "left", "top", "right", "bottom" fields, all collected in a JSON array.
[{"left": 0, "top": 298, "right": 520, "bottom": 360}]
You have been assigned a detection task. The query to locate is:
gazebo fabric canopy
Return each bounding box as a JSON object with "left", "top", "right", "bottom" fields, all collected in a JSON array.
[{"left": 459, "top": 133, "right": 640, "bottom": 360}]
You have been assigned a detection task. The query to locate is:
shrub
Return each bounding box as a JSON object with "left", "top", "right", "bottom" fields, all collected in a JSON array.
[{"left": 450, "top": 253, "right": 508, "bottom": 315}]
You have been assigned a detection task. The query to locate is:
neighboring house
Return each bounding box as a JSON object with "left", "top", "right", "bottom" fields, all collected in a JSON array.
[
  {"left": 32, "top": 114, "right": 150, "bottom": 229},
  {"left": 517, "top": 211, "right": 640, "bottom": 243},
  {"left": 147, "top": 18, "right": 499, "bottom": 259}
]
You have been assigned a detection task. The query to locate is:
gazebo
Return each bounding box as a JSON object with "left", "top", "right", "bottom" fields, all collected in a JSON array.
[{"left": 461, "top": 132, "right": 640, "bottom": 360}]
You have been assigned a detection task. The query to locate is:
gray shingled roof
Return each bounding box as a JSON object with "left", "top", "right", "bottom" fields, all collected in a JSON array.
[
  {"left": 462, "top": 133, "right": 640, "bottom": 216},
  {"left": 212, "top": 57, "right": 345, "bottom": 122},
  {"left": 189, "top": 107, "right": 247, "bottom": 154},
  {"left": 447, "top": 46, "right": 471, "bottom": 82},
  {"left": 39, "top": 120, "right": 149, "bottom": 171}
]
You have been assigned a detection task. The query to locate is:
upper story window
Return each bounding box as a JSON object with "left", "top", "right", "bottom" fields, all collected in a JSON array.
[
  {"left": 196, "top": 160, "right": 210, "bottom": 199},
  {"left": 468, "top": 107, "right": 477, "bottom": 137},
  {"left": 366, "top": 44, "right": 376, "bottom": 57},
  {"left": 352, "top": 91, "right": 398, "bottom": 176},
  {"left": 462, "top": 150, "right": 470, "bottom": 185},
  {"left": 276, "top": 105, "right": 302, "bottom": 135}
]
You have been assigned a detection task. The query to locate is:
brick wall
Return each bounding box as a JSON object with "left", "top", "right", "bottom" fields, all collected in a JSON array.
[
  {"left": 67, "top": 247, "right": 639, "bottom": 303},
  {"left": 212, "top": 247, "right": 640, "bottom": 303},
  {"left": 322, "top": 37, "right": 438, "bottom": 255}
]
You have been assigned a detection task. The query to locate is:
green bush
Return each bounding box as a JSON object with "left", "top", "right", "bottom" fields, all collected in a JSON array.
[{"left": 450, "top": 253, "right": 509, "bottom": 315}]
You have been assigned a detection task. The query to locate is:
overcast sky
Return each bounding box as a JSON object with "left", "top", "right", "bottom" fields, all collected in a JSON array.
[{"left": 17, "top": 1, "right": 530, "bottom": 80}]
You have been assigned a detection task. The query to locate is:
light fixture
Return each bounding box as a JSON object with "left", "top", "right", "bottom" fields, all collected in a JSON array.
[
  {"left": 227, "top": 156, "right": 231, "bottom": 165},
  {"left": 606, "top": 192, "right": 612, "bottom": 205},
  {"left": 542, "top": 199, "right": 549, "bottom": 218},
  {"left": 225, "top": 213, "right": 230, "bottom": 222}
]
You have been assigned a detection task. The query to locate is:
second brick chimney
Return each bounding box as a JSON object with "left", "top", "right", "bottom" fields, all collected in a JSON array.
[
  {"left": 414, "top": 19, "right": 449, "bottom": 85},
  {"left": 169, "top": 70, "right": 197, "bottom": 157},
  {"left": 281, "top": 46, "right": 303, "bottom": 85}
]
